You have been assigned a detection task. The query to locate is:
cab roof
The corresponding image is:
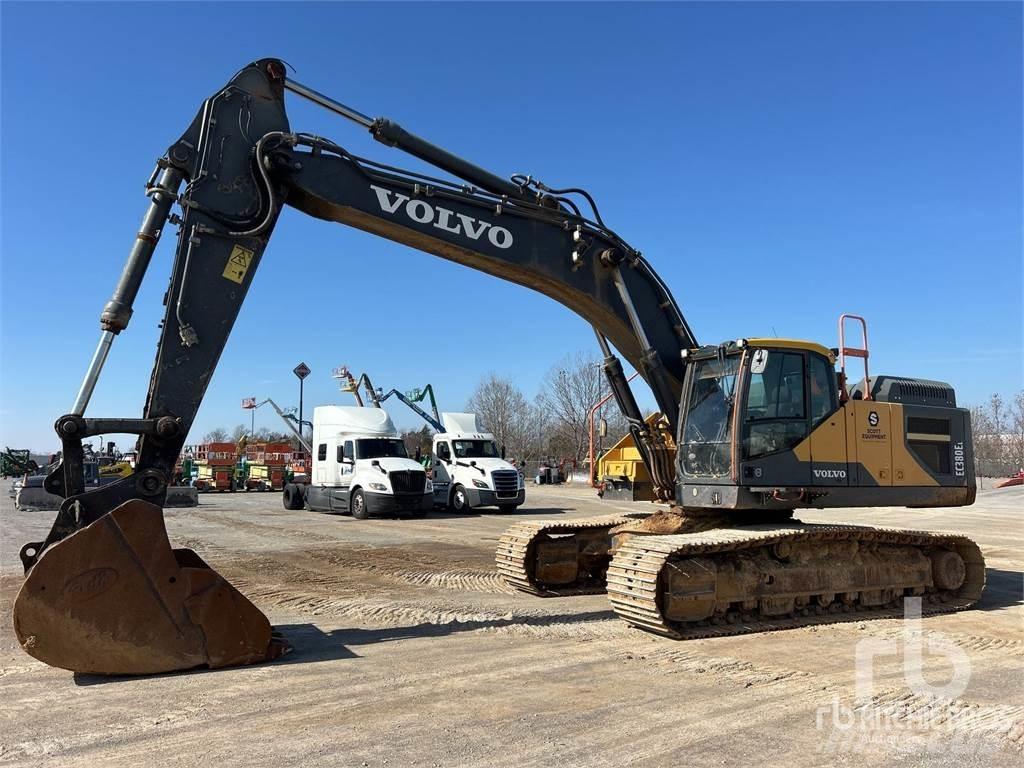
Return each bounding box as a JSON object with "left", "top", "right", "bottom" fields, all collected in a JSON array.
[
  {"left": 745, "top": 338, "right": 836, "bottom": 363},
  {"left": 689, "top": 339, "right": 836, "bottom": 364}
]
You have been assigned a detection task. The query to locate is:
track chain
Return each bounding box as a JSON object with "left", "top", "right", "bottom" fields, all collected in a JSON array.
[{"left": 606, "top": 523, "right": 986, "bottom": 639}]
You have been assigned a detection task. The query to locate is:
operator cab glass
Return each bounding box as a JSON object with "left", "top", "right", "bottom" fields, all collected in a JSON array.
[
  {"left": 453, "top": 440, "right": 499, "bottom": 459},
  {"left": 355, "top": 438, "right": 408, "bottom": 459},
  {"left": 680, "top": 354, "right": 740, "bottom": 478},
  {"left": 680, "top": 344, "right": 840, "bottom": 480}
]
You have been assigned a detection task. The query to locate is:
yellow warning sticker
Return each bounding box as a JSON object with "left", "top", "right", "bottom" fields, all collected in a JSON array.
[{"left": 222, "top": 244, "right": 254, "bottom": 284}]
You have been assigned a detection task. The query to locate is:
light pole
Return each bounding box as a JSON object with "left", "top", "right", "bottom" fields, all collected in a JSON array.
[{"left": 293, "top": 362, "right": 311, "bottom": 443}]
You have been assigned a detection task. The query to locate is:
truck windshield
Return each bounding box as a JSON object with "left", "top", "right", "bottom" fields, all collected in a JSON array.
[
  {"left": 356, "top": 439, "right": 408, "bottom": 459},
  {"left": 453, "top": 440, "right": 499, "bottom": 459},
  {"left": 681, "top": 354, "right": 739, "bottom": 478}
]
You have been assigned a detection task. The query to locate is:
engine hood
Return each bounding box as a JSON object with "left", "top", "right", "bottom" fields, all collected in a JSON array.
[
  {"left": 456, "top": 457, "right": 517, "bottom": 475},
  {"left": 358, "top": 457, "right": 424, "bottom": 474}
]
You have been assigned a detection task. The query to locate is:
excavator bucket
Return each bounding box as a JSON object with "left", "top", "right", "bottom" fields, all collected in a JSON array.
[{"left": 13, "top": 499, "right": 287, "bottom": 675}]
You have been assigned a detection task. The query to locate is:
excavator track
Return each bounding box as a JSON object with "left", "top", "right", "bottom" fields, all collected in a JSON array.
[
  {"left": 606, "top": 523, "right": 986, "bottom": 640},
  {"left": 496, "top": 515, "right": 638, "bottom": 596}
]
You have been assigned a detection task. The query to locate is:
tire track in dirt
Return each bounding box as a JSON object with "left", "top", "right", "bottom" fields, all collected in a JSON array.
[
  {"left": 172, "top": 538, "right": 592, "bottom": 633},
  {"left": 183, "top": 509, "right": 342, "bottom": 544},
  {"left": 0, "top": 698, "right": 213, "bottom": 762},
  {"left": 615, "top": 643, "right": 833, "bottom": 694},
  {"left": 310, "top": 548, "right": 516, "bottom": 595},
  {"left": 855, "top": 689, "right": 1024, "bottom": 748},
  {"left": 619, "top": 645, "right": 1024, "bottom": 749},
  {"left": 174, "top": 535, "right": 516, "bottom": 596},
  {"left": 230, "top": 588, "right": 534, "bottom": 629},
  {"left": 797, "top": 621, "right": 1024, "bottom": 658}
]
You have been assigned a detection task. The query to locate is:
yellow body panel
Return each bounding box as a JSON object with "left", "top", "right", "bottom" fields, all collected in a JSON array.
[
  {"left": 599, "top": 413, "right": 675, "bottom": 484},
  {"left": 793, "top": 401, "right": 938, "bottom": 487},
  {"left": 850, "top": 400, "right": 892, "bottom": 485},
  {"left": 248, "top": 464, "right": 284, "bottom": 481},
  {"left": 809, "top": 413, "right": 847, "bottom": 465}
]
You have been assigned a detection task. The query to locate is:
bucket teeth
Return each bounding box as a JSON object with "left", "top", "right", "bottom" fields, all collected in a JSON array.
[{"left": 13, "top": 499, "right": 283, "bottom": 675}]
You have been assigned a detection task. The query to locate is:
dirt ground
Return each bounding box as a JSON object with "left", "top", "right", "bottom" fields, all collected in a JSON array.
[{"left": 1, "top": 483, "right": 1021, "bottom": 767}]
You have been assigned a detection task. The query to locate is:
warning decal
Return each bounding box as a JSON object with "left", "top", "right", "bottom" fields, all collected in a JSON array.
[{"left": 222, "top": 244, "right": 255, "bottom": 284}]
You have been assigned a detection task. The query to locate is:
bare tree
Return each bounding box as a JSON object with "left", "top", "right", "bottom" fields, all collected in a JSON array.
[
  {"left": 466, "top": 374, "right": 536, "bottom": 460},
  {"left": 969, "top": 404, "right": 995, "bottom": 484},
  {"left": 401, "top": 425, "right": 434, "bottom": 459},
  {"left": 969, "top": 391, "right": 1023, "bottom": 480},
  {"left": 536, "top": 351, "right": 631, "bottom": 463},
  {"left": 230, "top": 424, "right": 249, "bottom": 443},
  {"left": 202, "top": 427, "right": 228, "bottom": 442},
  {"left": 1008, "top": 391, "right": 1024, "bottom": 473}
]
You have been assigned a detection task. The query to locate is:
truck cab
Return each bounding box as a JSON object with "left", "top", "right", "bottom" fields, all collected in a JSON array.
[
  {"left": 284, "top": 406, "right": 433, "bottom": 518},
  {"left": 431, "top": 413, "right": 525, "bottom": 512}
]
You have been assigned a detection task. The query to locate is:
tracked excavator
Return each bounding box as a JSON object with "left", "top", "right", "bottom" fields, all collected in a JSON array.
[{"left": 14, "top": 59, "right": 984, "bottom": 675}]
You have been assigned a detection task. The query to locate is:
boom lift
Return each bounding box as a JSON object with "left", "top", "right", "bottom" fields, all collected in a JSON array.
[
  {"left": 333, "top": 366, "right": 382, "bottom": 407},
  {"left": 379, "top": 385, "right": 444, "bottom": 433},
  {"left": 14, "top": 60, "right": 984, "bottom": 675}
]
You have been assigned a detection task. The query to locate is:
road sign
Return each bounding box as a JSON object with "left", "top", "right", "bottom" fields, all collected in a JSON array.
[
  {"left": 293, "top": 362, "right": 311, "bottom": 380},
  {"left": 241, "top": 397, "right": 257, "bottom": 409}
]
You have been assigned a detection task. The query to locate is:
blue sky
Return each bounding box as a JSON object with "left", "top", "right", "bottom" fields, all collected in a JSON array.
[{"left": 1, "top": 2, "right": 1021, "bottom": 451}]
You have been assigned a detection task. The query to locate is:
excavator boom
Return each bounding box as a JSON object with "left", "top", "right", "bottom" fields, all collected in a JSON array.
[{"left": 17, "top": 59, "right": 695, "bottom": 674}]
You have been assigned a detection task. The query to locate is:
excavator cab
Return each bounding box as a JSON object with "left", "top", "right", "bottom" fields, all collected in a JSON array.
[
  {"left": 676, "top": 329, "right": 975, "bottom": 511},
  {"left": 678, "top": 339, "right": 839, "bottom": 484}
]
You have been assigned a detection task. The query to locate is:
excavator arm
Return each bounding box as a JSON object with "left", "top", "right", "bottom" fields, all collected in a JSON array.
[{"left": 15, "top": 58, "right": 696, "bottom": 675}]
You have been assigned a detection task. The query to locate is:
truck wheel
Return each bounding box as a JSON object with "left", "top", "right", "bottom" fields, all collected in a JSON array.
[
  {"left": 499, "top": 505, "right": 519, "bottom": 513},
  {"left": 451, "top": 484, "right": 468, "bottom": 512},
  {"left": 282, "top": 484, "right": 304, "bottom": 510},
  {"left": 351, "top": 489, "right": 370, "bottom": 520}
]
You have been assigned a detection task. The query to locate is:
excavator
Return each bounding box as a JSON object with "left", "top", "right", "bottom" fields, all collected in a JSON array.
[{"left": 14, "top": 59, "right": 984, "bottom": 675}]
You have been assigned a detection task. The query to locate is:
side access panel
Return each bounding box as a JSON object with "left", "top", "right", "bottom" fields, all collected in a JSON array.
[
  {"left": 807, "top": 411, "right": 850, "bottom": 486},
  {"left": 848, "top": 401, "right": 892, "bottom": 486}
]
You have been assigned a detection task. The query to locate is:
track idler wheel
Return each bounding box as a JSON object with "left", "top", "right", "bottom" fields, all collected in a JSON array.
[{"left": 13, "top": 500, "right": 288, "bottom": 675}]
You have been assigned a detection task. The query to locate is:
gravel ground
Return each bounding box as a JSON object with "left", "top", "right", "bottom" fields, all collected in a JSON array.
[{"left": 1, "top": 483, "right": 1021, "bottom": 767}]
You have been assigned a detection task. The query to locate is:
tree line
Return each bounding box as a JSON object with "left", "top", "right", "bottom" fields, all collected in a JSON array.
[
  {"left": 970, "top": 391, "right": 1024, "bottom": 480},
  {"left": 201, "top": 424, "right": 298, "bottom": 445},
  {"left": 200, "top": 351, "right": 634, "bottom": 465}
]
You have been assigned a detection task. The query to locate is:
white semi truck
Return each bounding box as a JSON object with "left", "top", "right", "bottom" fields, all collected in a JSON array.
[
  {"left": 282, "top": 406, "right": 433, "bottom": 518},
  {"left": 431, "top": 413, "right": 525, "bottom": 512}
]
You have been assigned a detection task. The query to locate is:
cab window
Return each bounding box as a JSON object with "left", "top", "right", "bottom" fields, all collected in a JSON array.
[
  {"left": 436, "top": 441, "right": 451, "bottom": 461},
  {"left": 344, "top": 440, "right": 354, "bottom": 462},
  {"left": 809, "top": 354, "right": 838, "bottom": 424},
  {"left": 744, "top": 351, "right": 807, "bottom": 460},
  {"left": 317, "top": 443, "right": 327, "bottom": 461}
]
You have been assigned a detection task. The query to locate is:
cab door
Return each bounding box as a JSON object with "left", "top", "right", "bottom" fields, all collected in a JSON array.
[
  {"left": 432, "top": 440, "right": 453, "bottom": 505},
  {"left": 807, "top": 352, "right": 849, "bottom": 486},
  {"left": 740, "top": 349, "right": 811, "bottom": 486},
  {"left": 329, "top": 440, "right": 355, "bottom": 512}
]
